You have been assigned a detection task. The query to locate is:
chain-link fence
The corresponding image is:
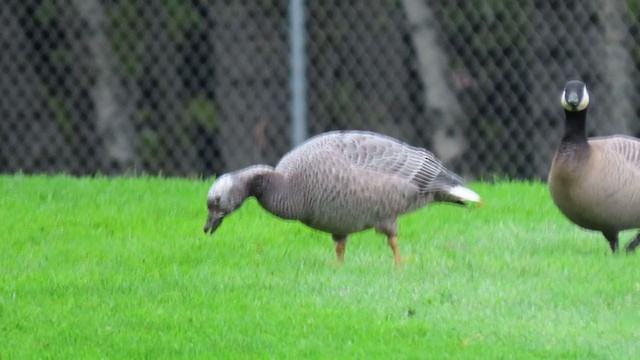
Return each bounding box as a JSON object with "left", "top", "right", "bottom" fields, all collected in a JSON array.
[{"left": 2, "top": 1, "right": 640, "bottom": 179}]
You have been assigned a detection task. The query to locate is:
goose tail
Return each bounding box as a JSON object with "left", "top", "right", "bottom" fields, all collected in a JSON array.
[{"left": 446, "top": 185, "right": 482, "bottom": 204}]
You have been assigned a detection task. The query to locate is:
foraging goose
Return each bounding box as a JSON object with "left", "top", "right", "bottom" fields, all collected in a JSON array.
[
  {"left": 549, "top": 80, "right": 640, "bottom": 253},
  {"left": 204, "top": 130, "right": 481, "bottom": 266}
]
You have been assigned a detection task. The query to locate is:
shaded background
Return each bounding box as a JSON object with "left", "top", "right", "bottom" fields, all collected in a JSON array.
[{"left": 2, "top": 0, "right": 640, "bottom": 179}]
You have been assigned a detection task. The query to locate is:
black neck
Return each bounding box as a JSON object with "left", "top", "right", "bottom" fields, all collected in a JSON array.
[{"left": 561, "top": 109, "right": 588, "bottom": 145}]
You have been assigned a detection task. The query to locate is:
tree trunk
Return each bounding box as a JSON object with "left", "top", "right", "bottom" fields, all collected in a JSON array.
[
  {"left": 70, "top": 0, "right": 138, "bottom": 172},
  {"left": 401, "top": 0, "right": 466, "bottom": 164}
]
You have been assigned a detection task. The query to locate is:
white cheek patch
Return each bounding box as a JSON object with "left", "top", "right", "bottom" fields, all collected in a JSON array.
[
  {"left": 561, "top": 89, "right": 570, "bottom": 110},
  {"left": 576, "top": 88, "right": 589, "bottom": 111},
  {"left": 208, "top": 175, "right": 233, "bottom": 198}
]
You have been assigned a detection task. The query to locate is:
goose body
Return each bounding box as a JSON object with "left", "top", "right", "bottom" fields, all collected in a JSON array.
[
  {"left": 204, "top": 130, "right": 481, "bottom": 265},
  {"left": 549, "top": 80, "right": 640, "bottom": 252}
]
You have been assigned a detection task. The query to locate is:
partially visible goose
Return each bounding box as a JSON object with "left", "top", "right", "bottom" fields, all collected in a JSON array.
[
  {"left": 549, "top": 80, "right": 640, "bottom": 253},
  {"left": 204, "top": 130, "right": 481, "bottom": 266}
]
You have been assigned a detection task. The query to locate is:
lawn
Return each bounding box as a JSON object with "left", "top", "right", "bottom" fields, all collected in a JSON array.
[{"left": 1, "top": 175, "right": 639, "bottom": 358}]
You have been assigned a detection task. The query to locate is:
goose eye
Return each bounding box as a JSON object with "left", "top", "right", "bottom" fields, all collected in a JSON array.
[{"left": 208, "top": 197, "right": 221, "bottom": 210}]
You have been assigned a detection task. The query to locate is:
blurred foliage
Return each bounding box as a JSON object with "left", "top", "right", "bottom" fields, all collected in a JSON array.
[
  {"left": 34, "top": 0, "right": 56, "bottom": 25},
  {"left": 436, "top": 1, "right": 535, "bottom": 175},
  {"left": 4, "top": 0, "right": 640, "bottom": 178},
  {"left": 162, "top": 0, "right": 203, "bottom": 43},
  {"left": 187, "top": 95, "right": 218, "bottom": 132},
  {"left": 108, "top": 1, "right": 145, "bottom": 78},
  {"left": 628, "top": 0, "right": 640, "bottom": 19},
  {"left": 49, "top": 96, "right": 73, "bottom": 143}
]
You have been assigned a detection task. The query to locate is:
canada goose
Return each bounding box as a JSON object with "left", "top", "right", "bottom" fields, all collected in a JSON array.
[
  {"left": 549, "top": 80, "right": 640, "bottom": 253},
  {"left": 204, "top": 130, "right": 481, "bottom": 266}
]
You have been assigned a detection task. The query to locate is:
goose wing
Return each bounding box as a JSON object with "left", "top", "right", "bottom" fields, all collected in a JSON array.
[
  {"left": 590, "top": 135, "right": 640, "bottom": 167},
  {"left": 329, "top": 131, "right": 460, "bottom": 193}
]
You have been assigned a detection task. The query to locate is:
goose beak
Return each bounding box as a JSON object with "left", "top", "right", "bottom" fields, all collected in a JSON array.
[
  {"left": 566, "top": 91, "right": 579, "bottom": 107},
  {"left": 203, "top": 213, "right": 225, "bottom": 235}
]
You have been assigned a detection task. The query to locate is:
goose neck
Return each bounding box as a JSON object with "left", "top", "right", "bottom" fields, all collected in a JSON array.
[
  {"left": 247, "top": 167, "right": 300, "bottom": 220},
  {"left": 248, "top": 169, "right": 280, "bottom": 198},
  {"left": 561, "top": 109, "right": 588, "bottom": 145}
]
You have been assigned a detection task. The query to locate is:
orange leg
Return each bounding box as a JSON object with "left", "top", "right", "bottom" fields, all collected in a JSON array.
[
  {"left": 388, "top": 236, "right": 401, "bottom": 267},
  {"left": 334, "top": 236, "right": 347, "bottom": 264},
  {"left": 336, "top": 241, "right": 345, "bottom": 263}
]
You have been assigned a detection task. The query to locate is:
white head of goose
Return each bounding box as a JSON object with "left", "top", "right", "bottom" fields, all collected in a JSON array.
[
  {"left": 204, "top": 130, "right": 482, "bottom": 266},
  {"left": 549, "top": 80, "right": 640, "bottom": 253}
]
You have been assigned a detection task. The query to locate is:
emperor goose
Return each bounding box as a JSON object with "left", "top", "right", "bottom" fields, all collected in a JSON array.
[
  {"left": 549, "top": 80, "right": 640, "bottom": 253},
  {"left": 204, "top": 130, "right": 481, "bottom": 266}
]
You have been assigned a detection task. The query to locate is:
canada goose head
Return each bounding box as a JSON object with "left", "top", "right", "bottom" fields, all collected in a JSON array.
[
  {"left": 561, "top": 80, "right": 590, "bottom": 112},
  {"left": 203, "top": 174, "right": 249, "bottom": 235}
]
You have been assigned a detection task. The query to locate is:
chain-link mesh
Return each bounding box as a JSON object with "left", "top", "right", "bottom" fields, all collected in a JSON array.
[{"left": 2, "top": 1, "right": 640, "bottom": 179}]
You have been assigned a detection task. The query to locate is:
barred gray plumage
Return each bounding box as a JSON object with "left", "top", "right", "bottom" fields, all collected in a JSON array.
[{"left": 204, "top": 130, "right": 481, "bottom": 266}]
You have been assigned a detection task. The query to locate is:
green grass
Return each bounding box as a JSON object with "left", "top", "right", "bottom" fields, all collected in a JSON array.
[{"left": 2, "top": 175, "right": 640, "bottom": 358}]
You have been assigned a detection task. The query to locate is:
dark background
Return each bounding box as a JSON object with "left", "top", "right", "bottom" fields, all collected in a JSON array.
[{"left": 2, "top": 0, "right": 640, "bottom": 179}]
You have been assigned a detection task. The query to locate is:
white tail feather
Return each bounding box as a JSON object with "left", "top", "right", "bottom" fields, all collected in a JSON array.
[{"left": 448, "top": 185, "right": 481, "bottom": 203}]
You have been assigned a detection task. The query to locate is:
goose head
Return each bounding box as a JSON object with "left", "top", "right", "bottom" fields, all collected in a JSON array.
[
  {"left": 203, "top": 174, "right": 249, "bottom": 235},
  {"left": 561, "top": 80, "right": 590, "bottom": 112}
]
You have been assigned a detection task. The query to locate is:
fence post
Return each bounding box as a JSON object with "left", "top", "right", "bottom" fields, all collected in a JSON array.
[{"left": 289, "top": 0, "right": 308, "bottom": 147}]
